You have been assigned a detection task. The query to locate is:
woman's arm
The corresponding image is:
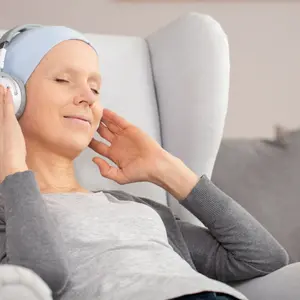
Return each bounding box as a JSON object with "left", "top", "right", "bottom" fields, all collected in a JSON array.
[
  {"left": 151, "top": 155, "right": 289, "bottom": 283},
  {"left": 175, "top": 175, "right": 289, "bottom": 283},
  {"left": 0, "top": 170, "right": 70, "bottom": 297}
]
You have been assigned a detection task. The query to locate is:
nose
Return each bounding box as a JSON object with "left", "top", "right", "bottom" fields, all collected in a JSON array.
[{"left": 73, "top": 86, "right": 97, "bottom": 107}]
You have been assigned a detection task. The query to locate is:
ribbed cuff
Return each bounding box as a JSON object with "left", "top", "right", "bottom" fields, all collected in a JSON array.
[{"left": 180, "top": 175, "right": 234, "bottom": 227}]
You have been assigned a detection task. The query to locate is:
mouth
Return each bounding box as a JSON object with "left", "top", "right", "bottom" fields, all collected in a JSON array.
[{"left": 64, "top": 116, "right": 91, "bottom": 125}]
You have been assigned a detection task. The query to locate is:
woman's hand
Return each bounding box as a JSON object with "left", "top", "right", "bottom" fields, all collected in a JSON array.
[
  {"left": 0, "top": 85, "right": 28, "bottom": 183},
  {"left": 88, "top": 108, "right": 169, "bottom": 185}
]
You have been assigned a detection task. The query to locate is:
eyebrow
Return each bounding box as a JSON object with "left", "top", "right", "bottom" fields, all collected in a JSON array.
[{"left": 59, "top": 66, "right": 102, "bottom": 84}]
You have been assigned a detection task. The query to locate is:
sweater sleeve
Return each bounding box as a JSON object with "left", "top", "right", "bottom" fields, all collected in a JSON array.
[
  {"left": 176, "top": 175, "right": 289, "bottom": 283},
  {"left": 0, "top": 170, "right": 70, "bottom": 297}
]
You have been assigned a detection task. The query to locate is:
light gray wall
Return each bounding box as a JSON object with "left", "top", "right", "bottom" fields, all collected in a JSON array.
[{"left": 1, "top": 0, "right": 300, "bottom": 138}]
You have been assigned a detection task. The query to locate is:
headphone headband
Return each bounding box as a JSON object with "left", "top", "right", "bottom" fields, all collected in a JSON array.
[
  {"left": 0, "top": 24, "right": 42, "bottom": 48},
  {"left": 0, "top": 24, "right": 43, "bottom": 71},
  {"left": 0, "top": 24, "right": 42, "bottom": 118}
]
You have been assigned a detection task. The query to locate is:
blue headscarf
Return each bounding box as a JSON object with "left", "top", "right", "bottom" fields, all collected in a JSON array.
[{"left": 3, "top": 25, "right": 99, "bottom": 84}]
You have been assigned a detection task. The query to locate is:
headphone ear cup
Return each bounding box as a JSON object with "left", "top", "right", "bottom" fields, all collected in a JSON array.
[{"left": 0, "top": 72, "right": 26, "bottom": 119}]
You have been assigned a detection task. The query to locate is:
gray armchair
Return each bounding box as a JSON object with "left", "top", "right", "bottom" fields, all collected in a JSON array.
[{"left": 1, "top": 12, "right": 299, "bottom": 300}]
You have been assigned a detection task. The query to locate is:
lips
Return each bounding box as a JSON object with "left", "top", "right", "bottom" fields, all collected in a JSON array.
[{"left": 64, "top": 116, "right": 91, "bottom": 124}]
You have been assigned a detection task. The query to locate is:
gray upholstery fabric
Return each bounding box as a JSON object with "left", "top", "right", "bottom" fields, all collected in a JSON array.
[
  {"left": 0, "top": 265, "right": 52, "bottom": 300},
  {"left": 232, "top": 262, "right": 300, "bottom": 300},
  {"left": 212, "top": 128, "right": 300, "bottom": 263}
]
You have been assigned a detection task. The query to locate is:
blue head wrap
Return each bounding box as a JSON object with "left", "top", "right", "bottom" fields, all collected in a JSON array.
[{"left": 3, "top": 25, "right": 99, "bottom": 84}]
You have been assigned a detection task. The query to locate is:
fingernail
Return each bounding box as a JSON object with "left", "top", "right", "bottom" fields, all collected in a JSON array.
[{"left": 6, "top": 87, "right": 12, "bottom": 101}]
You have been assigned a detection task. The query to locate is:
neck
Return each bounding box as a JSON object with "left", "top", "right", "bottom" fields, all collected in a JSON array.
[{"left": 25, "top": 141, "right": 90, "bottom": 194}]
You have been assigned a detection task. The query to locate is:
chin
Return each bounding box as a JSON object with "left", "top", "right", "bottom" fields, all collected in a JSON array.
[{"left": 59, "top": 137, "right": 91, "bottom": 160}]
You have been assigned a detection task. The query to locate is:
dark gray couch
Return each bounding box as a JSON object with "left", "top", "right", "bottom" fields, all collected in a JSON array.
[{"left": 212, "top": 127, "right": 300, "bottom": 263}]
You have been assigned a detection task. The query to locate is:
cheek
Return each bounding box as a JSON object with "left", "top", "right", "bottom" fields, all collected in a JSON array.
[
  {"left": 95, "top": 102, "right": 103, "bottom": 117},
  {"left": 22, "top": 77, "right": 69, "bottom": 136},
  {"left": 19, "top": 91, "right": 61, "bottom": 134},
  {"left": 19, "top": 111, "right": 42, "bottom": 141},
  {"left": 95, "top": 113, "right": 102, "bottom": 127}
]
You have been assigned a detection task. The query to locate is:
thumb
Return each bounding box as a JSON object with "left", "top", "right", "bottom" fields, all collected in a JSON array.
[{"left": 92, "top": 157, "right": 118, "bottom": 181}]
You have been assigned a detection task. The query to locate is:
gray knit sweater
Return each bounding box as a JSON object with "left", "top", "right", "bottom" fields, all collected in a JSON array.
[{"left": 0, "top": 171, "right": 289, "bottom": 300}]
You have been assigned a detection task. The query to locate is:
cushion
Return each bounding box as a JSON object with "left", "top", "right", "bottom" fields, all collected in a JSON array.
[
  {"left": 0, "top": 265, "right": 52, "bottom": 300},
  {"left": 212, "top": 126, "right": 300, "bottom": 263}
]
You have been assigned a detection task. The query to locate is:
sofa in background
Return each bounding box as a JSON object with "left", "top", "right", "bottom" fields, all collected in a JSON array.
[{"left": 212, "top": 126, "right": 300, "bottom": 263}]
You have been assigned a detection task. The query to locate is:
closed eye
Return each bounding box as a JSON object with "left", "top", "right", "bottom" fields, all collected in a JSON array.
[
  {"left": 92, "top": 89, "right": 99, "bottom": 95},
  {"left": 55, "top": 78, "right": 99, "bottom": 95},
  {"left": 55, "top": 78, "right": 68, "bottom": 83}
]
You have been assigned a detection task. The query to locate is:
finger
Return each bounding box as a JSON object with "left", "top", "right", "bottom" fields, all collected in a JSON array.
[
  {"left": 92, "top": 157, "right": 112, "bottom": 177},
  {"left": 101, "top": 109, "right": 130, "bottom": 133},
  {"left": 100, "top": 117, "right": 122, "bottom": 135},
  {"left": 97, "top": 122, "right": 115, "bottom": 143},
  {"left": 0, "top": 85, "right": 4, "bottom": 123},
  {"left": 92, "top": 156, "right": 126, "bottom": 184},
  {"left": 3, "top": 87, "right": 15, "bottom": 120},
  {"left": 88, "top": 138, "right": 111, "bottom": 157}
]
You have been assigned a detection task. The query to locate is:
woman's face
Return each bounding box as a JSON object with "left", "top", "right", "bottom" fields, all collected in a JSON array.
[{"left": 19, "top": 39, "right": 103, "bottom": 158}]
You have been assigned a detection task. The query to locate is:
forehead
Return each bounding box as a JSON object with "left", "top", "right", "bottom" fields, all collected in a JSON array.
[{"left": 41, "top": 39, "right": 100, "bottom": 71}]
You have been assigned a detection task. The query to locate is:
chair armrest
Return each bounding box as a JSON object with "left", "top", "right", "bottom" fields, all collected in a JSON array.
[{"left": 0, "top": 265, "right": 53, "bottom": 300}]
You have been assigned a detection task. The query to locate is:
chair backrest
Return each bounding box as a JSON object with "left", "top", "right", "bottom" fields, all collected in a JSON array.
[
  {"left": 73, "top": 33, "right": 168, "bottom": 205},
  {"left": 76, "top": 12, "right": 231, "bottom": 218},
  {"left": 0, "top": 12, "right": 230, "bottom": 225}
]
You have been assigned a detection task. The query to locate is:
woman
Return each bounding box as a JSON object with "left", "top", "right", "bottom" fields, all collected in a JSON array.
[{"left": 0, "top": 25, "right": 290, "bottom": 300}]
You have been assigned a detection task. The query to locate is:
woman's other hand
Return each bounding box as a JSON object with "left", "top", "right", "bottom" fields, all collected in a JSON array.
[
  {"left": 0, "top": 85, "right": 28, "bottom": 183},
  {"left": 88, "top": 108, "right": 169, "bottom": 185}
]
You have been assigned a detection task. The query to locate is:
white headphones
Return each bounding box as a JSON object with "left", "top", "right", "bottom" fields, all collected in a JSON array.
[{"left": 0, "top": 24, "right": 42, "bottom": 119}]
